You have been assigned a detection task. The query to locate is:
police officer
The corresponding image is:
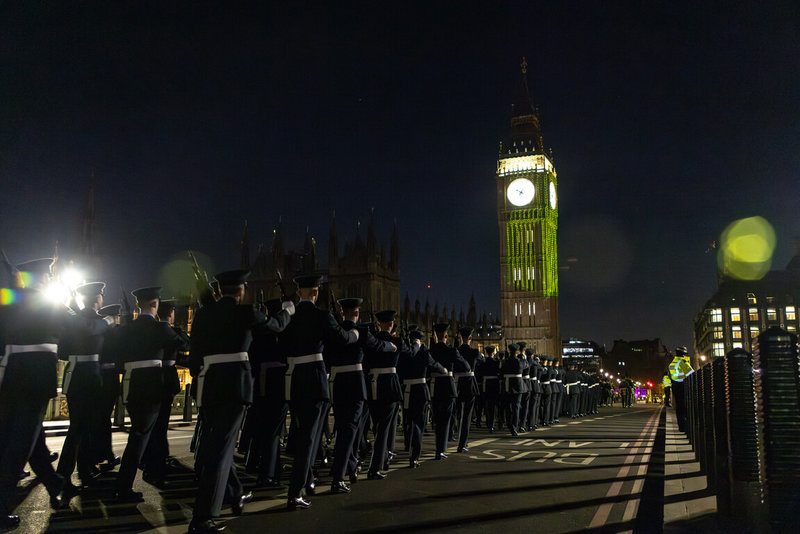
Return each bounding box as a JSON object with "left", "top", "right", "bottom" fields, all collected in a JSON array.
[
  {"left": 141, "top": 299, "right": 190, "bottom": 486},
  {"left": 429, "top": 323, "right": 466, "bottom": 459},
  {"left": 327, "top": 299, "right": 395, "bottom": 491},
  {"left": 187, "top": 270, "right": 293, "bottom": 533},
  {"left": 56, "top": 282, "right": 115, "bottom": 498},
  {"left": 500, "top": 344, "right": 524, "bottom": 436},
  {"left": 401, "top": 329, "right": 445, "bottom": 467},
  {"left": 281, "top": 275, "right": 358, "bottom": 510},
  {"left": 115, "top": 287, "right": 189, "bottom": 502},
  {"left": 454, "top": 327, "right": 483, "bottom": 452},
  {"left": 0, "top": 258, "right": 70, "bottom": 527}
]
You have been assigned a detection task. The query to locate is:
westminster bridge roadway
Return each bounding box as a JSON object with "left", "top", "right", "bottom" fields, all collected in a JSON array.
[{"left": 14, "top": 404, "right": 718, "bottom": 534}]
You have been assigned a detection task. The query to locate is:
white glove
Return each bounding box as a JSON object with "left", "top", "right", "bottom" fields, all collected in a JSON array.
[
  {"left": 413, "top": 339, "right": 421, "bottom": 350},
  {"left": 350, "top": 328, "right": 360, "bottom": 342},
  {"left": 103, "top": 316, "right": 116, "bottom": 326},
  {"left": 389, "top": 342, "right": 398, "bottom": 352},
  {"left": 282, "top": 301, "right": 295, "bottom": 316}
]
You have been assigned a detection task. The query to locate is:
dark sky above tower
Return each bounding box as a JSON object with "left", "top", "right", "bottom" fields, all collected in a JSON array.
[{"left": 1, "top": 1, "right": 799, "bottom": 351}]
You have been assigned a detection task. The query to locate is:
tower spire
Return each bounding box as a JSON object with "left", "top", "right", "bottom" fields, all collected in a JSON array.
[{"left": 509, "top": 57, "right": 543, "bottom": 152}]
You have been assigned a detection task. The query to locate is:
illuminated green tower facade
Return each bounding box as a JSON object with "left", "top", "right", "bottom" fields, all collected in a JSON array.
[{"left": 496, "top": 59, "right": 559, "bottom": 357}]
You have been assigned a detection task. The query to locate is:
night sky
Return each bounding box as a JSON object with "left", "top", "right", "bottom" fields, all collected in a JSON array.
[{"left": 2, "top": 2, "right": 799, "bottom": 352}]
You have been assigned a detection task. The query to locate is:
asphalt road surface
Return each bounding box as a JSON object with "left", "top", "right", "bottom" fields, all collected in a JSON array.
[{"left": 14, "top": 403, "right": 666, "bottom": 534}]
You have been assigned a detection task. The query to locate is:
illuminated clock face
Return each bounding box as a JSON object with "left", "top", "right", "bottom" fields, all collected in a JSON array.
[
  {"left": 507, "top": 178, "right": 535, "bottom": 206},
  {"left": 549, "top": 181, "right": 557, "bottom": 209}
]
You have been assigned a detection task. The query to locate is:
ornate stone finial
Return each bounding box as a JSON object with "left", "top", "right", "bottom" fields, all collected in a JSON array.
[{"left": 521, "top": 56, "right": 527, "bottom": 74}]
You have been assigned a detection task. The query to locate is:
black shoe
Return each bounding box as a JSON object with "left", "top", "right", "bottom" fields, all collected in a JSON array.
[
  {"left": 0, "top": 515, "right": 20, "bottom": 529},
  {"left": 100, "top": 456, "right": 121, "bottom": 472},
  {"left": 488, "top": 427, "right": 494, "bottom": 433},
  {"left": 554, "top": 419, "right": 560, "bottom": 424},
  {"left": 457, "top": 447, "right": 469, "bottom": 453},
  {"left": 49, "top": 451, "right": 59, "bottom": 463},
  {"left": 435, "top": 453, "right": 447, "bottom": 460},
  {"left": 330, "top": 480, "right": 351, "bottom": 493},
  {"left": 232, "top": 491, "right": 253, "bottom": 516},
  {"left": 367, "top": 471, "right": 386, "bottom": 480},
  {"left": 510, "top": 429, "right": 519, "bottom": 437},
  {"left": 115, "top": 489, "right": 144, "bottom": 503},
  {"left": 409, "top": 460, "right": 420, "bottom": 469},
  {"left": 287, "top": 496, "right": 311, "bottom": 510},
  {"left": 142, "top": 471, "right": 166, "bottom": 487},
  {"left": 18, "top": 469, "right": 31, "bottom": 480},
  {"left": 348, "top": 472, "right": 358, "bottom": 484},
  {"left": 188, "top": 519, "right": 226, "bottom": 533},
  {"left": 256, "top": 476, "right": 283, "bottom": 488},
  {"left": 305, "top": 482, "right": 316, "bottom": 496}
]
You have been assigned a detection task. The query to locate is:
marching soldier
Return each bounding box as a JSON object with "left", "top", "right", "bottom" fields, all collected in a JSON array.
[
  {"left": 518, "top": 342, "right": 531, "bottom": 432},
  {"left": 141, "top": 299, "right": 190, "bottom": 486},
  {"left": 428, "top": 323, "right": 466, "bottom": 459},
  {"left": 281, "top": 275, "right": 358, "bottom": 510},
  {"left": 115, "top": 287, "right": 189, "bottom": 502},
  {"left": 327, "top": 299, "right": 395, "bottom": 492},
  {"left": 565, "top": 363, "right": 581, "bottom": 417},
  {"left": 539, "top": 357, "right": 552, "bottom": 426},
  {"left": 95, "top": 303, "right": 122, "bottom": 471},
  {"left": 187, "top": 270, "right": 293, "bottom": 533},
  {"left": 454, "top": 327, "right": 483, "bottom": 452},
  {"left": 480, "top": 346, "right": 500, "bottom": 432},
  {"left": 552, "top": 359, "right": 564, "bottom": 423},
  {"left": 526, "top": 350, "right": 542, "bottom": 430},
  {"left": 55, "top": 282, "right": 116, "bottom": 499},
  {"left": 500, "top": 344, "right": 523, "bottom": 436},
  {"left": 0, "top": 258, "right": 70, "bottom": 528}
]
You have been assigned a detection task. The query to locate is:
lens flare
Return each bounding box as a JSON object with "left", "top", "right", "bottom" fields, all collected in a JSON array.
[
  {"left": 718, "top": 216, "right": 776, "bottom": 280},
  {"left": 0, "top": 288, "right": 19, "bottom": 305}
]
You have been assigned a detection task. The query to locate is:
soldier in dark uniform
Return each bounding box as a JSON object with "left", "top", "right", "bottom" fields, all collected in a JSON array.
[
  {"left": 539, "top": 357, "right": 552, "bottom": 426},
  {"left": 565, "top": 363, "right": 581, "bottom": 417},
  {"left": 0, "top": 258, "right": 70, "bottom": 528},
  {"left": 363, "top": 310, "right": 404, "bottom": 479},
  {"left": 518, "top": 342, "right": 531, "bottom": 432},
  {"left": 187, "top": 270, "right": 292, "bottom": 533},
  {"left": 500, "top": 344, "right": 524, "bottom": 436},
  {"left": 480, "top": 346, "right": 500, "bottom": 432},
  {"left": 525, "top": 350, "right": 542, "bottom": 430},
  {"left": 454, "top": 327, "right": 483, "bottom": 452},
  {"left": 400, "top": 329, "right": 445, "bottom": 467},
  {"left": 95, "top": 303, "right": 122, "bottom": 472},
  {"left": 281, "top": 275, "right": 358, "bottom": 510},
  {"left": 552, "top": 359, "right": 564, "bottom": 423},
  {"left": 327, "top": 299, "right": 395, "bottom": 492},
  {"left": 428, "top": 323, "right": 466, "bottom": 460},
  {"left": 114, "top": 287, "right": 189, "bottom": 502},
  {"left": 245, "top": 298, "right": 289, "bottom": 487},
  {"left": 140, "top": 299, "right": 190, "bottom": 486},
  {"left": 55, "top": 282, "right": 116, "bottom": 499}
]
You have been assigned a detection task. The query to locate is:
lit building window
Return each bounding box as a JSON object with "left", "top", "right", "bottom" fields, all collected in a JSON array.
[
  {"left": 732, "top": 342, "right": 743, "bottom": 349},
  {"left": 766, "top": 296, "right": 775, "bottom": 303},
  {"left": 730, "top": 308, "right": 741, "bottom": 322},
  {"left": 747, "top": 293, "right": 757, "bottom": 304},
  {"left": 767, "top": 308, "right": 777, "bottom": 321},
  {"left": 732, "top": 325, "right": 742, "bottom": 339},
  {"left": 712, "top": 343, "right": 725, "bottom": 357},
  {"left": 749, "top": 308, "right": 758, "bottom": 321},
  {"left": 711, "top": 309, "right": 722, "bottom": 323},
  {"left": 786, "top": 306, "right": 796, "bottom": 321},
  {"left": 749, "top": 327, "right": 760, "bottom": 339},
  {"left": 713, "top": 326, "right": 724, "bottom": 339},
  {"left": 788, "top": 325, "right": 797, "bottom": 332}
]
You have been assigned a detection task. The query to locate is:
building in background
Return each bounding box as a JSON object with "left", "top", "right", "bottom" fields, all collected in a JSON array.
[
  {"left": 561, "top": 338, "right": 604, "bottom": 368},
  {"left": 693, "top": 250, "right": 800, "bottom": 367},
  {"left": 604, "top": 339, "right": 670, "bottom": 385},
  {"left": 496, "top": 58, "right": 559, "bottom": 358}
]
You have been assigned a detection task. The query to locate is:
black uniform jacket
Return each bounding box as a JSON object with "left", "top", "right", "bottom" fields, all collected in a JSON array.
[
  {"left": 189, "top": 296, "right": 289, "bottom": 407},
  {"left": 0, "top": 289, "right": 70, "bottom": 402},
  {"left": 539, "top": 365, "right": 552, "bottom": 395},
  {"left": 399, "top": 342, "right": 445, "bottom": 406},
  {"left": 529, "top": 358, "right": 543, "bottom": 395},
  {"left": 364, "top": 330, "right": 404, "bottom": 403},
  {"left": 520, "top": 356, "right": 531, "bottom": 394},
  {"left": 248, "top": 321, "right": 286, "bottom": 401},
  {"left": 119, "top": 313, "right": 187, "bottom": 406},
  {"left": 455, "top": 344, "right": 484, "bottom": 399},
  {"left": 162, "top": 323, "right": 190, "bottom": 397},
  {"left": 501, "top": 355, "right": 524, "bottom": 394},
  {"left": 480, "top": 357, "right": 501, "bottom": 397},
  {"left": 279, "top": 300, "right": 357, "bottom": 402},
  {"left": 429, "top": 342, "right": 466, "bottom": 400},
  {"left": 58, "top": 307, "right": 112, "bottom": 398},
  {"left": 325, "top": 320, "right": 394, "bottom": 404}
]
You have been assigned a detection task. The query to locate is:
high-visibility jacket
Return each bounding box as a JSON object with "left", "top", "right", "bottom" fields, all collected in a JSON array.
[
  {"left": 668, "top": 356, "right": 692, "bottom": 382},
  {"left": 662, "top": 374, "right": 672, "bottom": 388}
]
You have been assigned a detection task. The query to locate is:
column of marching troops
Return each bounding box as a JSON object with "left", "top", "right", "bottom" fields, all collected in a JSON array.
[{"left": 0, "top": 260, "right": 612, "bottom": 534}]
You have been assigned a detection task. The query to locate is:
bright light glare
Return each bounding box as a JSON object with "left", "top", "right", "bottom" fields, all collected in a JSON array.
[
  {"left": 718, "top": 216, "right": 776, "bottom": 280},
  {"left": 44, "top": 282, "right": 70, "bottom": 305},
  {"left": 61, "top": 268, "right": 84, "bottom": 290}
]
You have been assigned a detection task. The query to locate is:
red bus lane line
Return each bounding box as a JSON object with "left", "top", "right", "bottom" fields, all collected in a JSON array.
[{"left": 588, "top": 409, "right": 660, "bottom": 529}]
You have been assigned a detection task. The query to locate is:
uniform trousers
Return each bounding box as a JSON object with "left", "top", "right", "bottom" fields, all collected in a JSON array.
[
  {"left": 672, "top": 381, "right": 686, "bottom": 432},
  {"left": 94, "top": 369, "right": 120, "bottom": 464},
  {"left": 551, "top": 391, "right": 561, "bottom": 421},
  {"left": 473, "top": 394, "right": 484, "bottom": 426},
  {"left": 456, "top": 396, "right": 475, "bottom": 449},
  {"left": 407, "top": 399, "right": 428, "bottom": 462},
  {"left": 0, "top": 399, "right": 48, "bottom": 514},
  {"left": 258, "top": 400, "right": 288, "bottom": 480},
  {"left": 504, "top": 393, "right": 521, "bottom": 432},
  {"left": 287, "top": 399, "right": 326, "bottom": 499},
  {"left": 541, "top": 393, "right": 551, "bottom": 424},
  {"left": 192, "top": 403, "right": 246, "bottom": 521},
  {"left": 116, "top": 401, "right": 161, "bottom": 492},
  {"left": 569, "top": 391, "right": 579, "bottom": 417},
  {"left": 483, "top": 391, "right": 499, "bottom": 429},
  {"left": 528, "top": 393, "right": 541, "bottom": 427},
  {"left": 431, "top": 398, "right": 455, "bottom": 455},
  {"left": 386, "top": 404, "right": 399, "bottom": 455},
  {"left": 57, "top": 394, "right": 99, "bottom": 482},
  {"left": 141, "top": 394, "right": 174, "bottom": 478},
  {"left": 367, "top": 400, "right": 396, "bottom": 474},
  {"left": 330, "top": 399, "right": 363, "bottom": 482},
  {"left": 519, "top": 391, "right": 530, "bottom": 428}
]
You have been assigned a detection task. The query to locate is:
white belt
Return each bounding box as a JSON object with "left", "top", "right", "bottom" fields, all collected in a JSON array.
[
  {"left": 589, "top": 383, "right": 598, "bottom": 388},
  {"left": 122, "top": 360, "right": 163, "bottom": 404},
  {"left": 329, "top": 363, "right": 363, "bottom": 397},
  {"left": 581, "top": 383, "right": 588, "bottom": 387},
  {"left": 0, "top": 343, "right": 59, "bottom": 392},
  {"left": 258, "top": 361, "right": 286, "bottom": 396},
  {"left": 196, "top": 352, "right": 248, "bottom": 407},
  {"left": 567, "top": 381, "right": 579, "bottom": 394},
  {"left": 542, "top": 380, "right": 551, "bottom": 385},
  {"left": 403, "top": 377, "right": 427, "bottom": 408},
  {"left": 454, "top": 371, "right": 474, "bottom": 377},
  {"left": 369, "top": 367, "right": 396, "bottom": 399},
  {"left": 429, "top": 370, "right": 453, "bottom": 397},
  {"left": 62, "top": 354, "right": 100, "bottom": 395},
  {"left": 285, "top": 353, "right": 324, "bottom": 401},
  {"left": 163, "top": 360, "right": 176, "bottom": 367},
  {"left": 482, "top": 375, "right": 498, "bottom": 391},
  {"left": 505, "top": 373, "right": 523, "bottom": 391},
  {"left": 555, "top": 379, "right": 563, "bottom": 383},
  {"left": 101, "top": 363, "right": 116, "bottom": 370},
  {"left": 532, "top": 377, "right": 539, "bottom": 381}
]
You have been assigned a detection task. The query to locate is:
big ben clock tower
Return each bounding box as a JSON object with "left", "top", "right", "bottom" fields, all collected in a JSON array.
[{"left": 497, "top": 58, "right": 559, "bottom": 357}]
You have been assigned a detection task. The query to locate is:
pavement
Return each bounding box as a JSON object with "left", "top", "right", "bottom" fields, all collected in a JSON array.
[{"left": 9, "top": 402, "right": 723, "bottom": 534}]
